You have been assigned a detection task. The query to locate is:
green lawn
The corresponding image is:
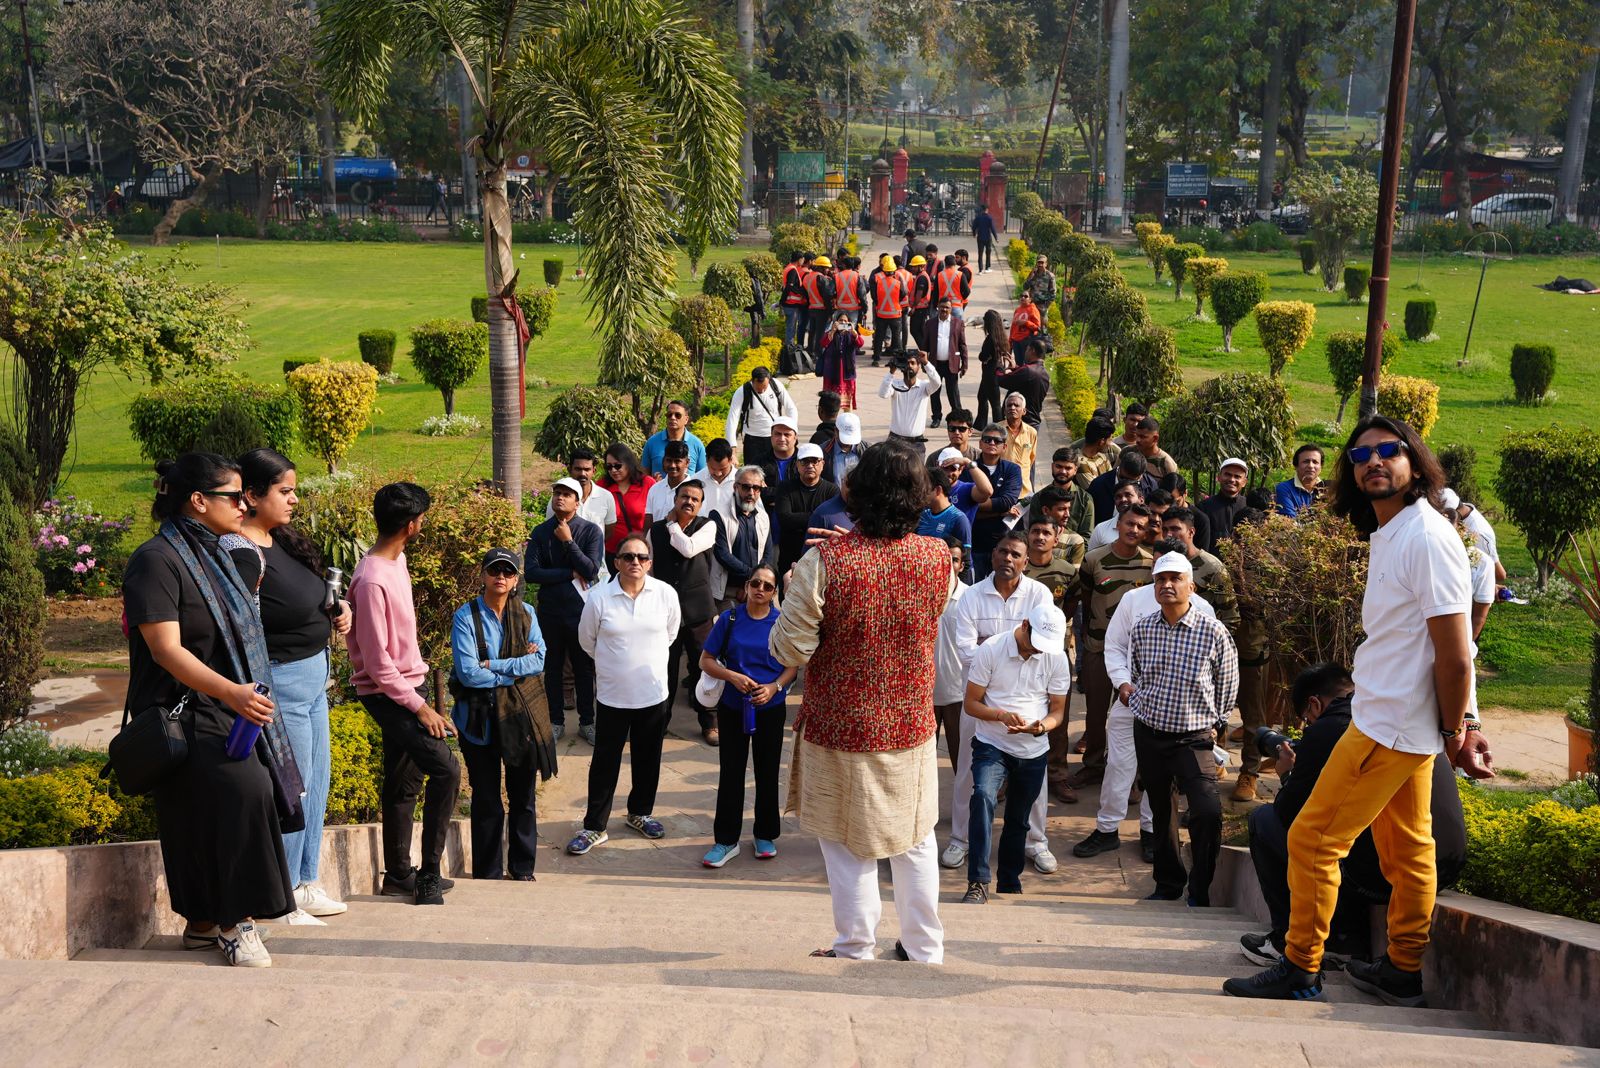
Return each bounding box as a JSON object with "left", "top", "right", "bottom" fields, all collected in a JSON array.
[{"left": 39, "top": 238, "right": 751, "bottom": 515}]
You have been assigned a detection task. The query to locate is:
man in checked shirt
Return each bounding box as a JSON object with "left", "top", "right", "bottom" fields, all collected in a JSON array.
[{"left": 1123, "top": 551, "right": 1239, "bottom": 907}]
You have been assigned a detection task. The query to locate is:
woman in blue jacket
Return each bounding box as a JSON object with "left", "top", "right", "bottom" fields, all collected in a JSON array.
[{"left": 451, "top": 548, "right": 547, "bottom": 881}]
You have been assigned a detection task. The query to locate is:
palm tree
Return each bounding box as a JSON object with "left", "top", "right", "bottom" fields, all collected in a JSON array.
[{"left": 318, "top": 0, "right": 741, "bottom": 506}]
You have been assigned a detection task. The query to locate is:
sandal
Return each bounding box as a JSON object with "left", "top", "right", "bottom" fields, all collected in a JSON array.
[{"left": 809, "top": 948, "right": 837, "bottom": 957}]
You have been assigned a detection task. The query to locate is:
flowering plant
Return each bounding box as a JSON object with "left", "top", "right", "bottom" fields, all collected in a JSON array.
[{"left": 31, "top": 496, "right": 134, "bottom": 597}]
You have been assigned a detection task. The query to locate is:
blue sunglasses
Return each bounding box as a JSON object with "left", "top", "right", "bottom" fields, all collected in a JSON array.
[{"left": 1347, "top": 439, "right": 1407, "bottom": 465}]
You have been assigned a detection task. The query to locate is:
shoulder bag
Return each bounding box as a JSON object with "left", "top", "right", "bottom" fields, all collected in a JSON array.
[
  {"left": 693, "top": 606, "right": 740, "bottom": 708},
  {"left": 105, "top": 692, "right": 191, "bottom": 796}
]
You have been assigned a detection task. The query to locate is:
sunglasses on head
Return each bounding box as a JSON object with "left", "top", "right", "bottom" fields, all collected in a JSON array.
[
  {"left": 616, "top": 552, "right": 650, "bottom": 564},
  {"left": 486, "top": 565, "right": 518, "bottom": 577},
  {"left": 1347, "top": 440, "right": 1407, "bottom": 465},
  {"left": 747, "top": 579, "right": 777, "bottom": 592}
]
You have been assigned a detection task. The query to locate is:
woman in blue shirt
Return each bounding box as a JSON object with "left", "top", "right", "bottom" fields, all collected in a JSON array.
[
  {"left": 698, "top": 564, "right": 798, "bottom": 867},
  {"left": 451, "top": 548, "right": 547, "bottom": 881}
]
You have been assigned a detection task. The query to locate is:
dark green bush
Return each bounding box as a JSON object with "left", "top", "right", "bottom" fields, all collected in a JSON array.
[
  {"left": 358, "top": 329, "right": 397, "bottom": 374},
  {"left": 741, "top": 252, "right": 783, "bottom": 297},
  {"left": 1111, "top": 322, "right": 1182, "bottom": 406},
  {"left": 1173, "top": 225, "right": 1226, "bottom": 251},
  {"left": 128, "top": 374, "right": 297, "bottom": 462},
  {"left": 172, "top": 208, "right": 257, "bottom": 239},
  {"left": 0, "top": 425, "right": 30, "bottom": 509},
  {"left": 409, "top": 319, "right": 488, "bottom": 416},
  {"left": 1210, "top": 271, "right": 1270, "bottom": 351},
  {"left": 1436, "top": 442, "right": 1481, "bottom": 505},
  {"left": 1324, "top": 329, "right": 1400, "bottom": 424},
  {"left": 518, "top": 287, "right": 558, "bottom": 341},
  {"left": 1404, "top": 299, "right": 1437, "bottom": 341},
  {"left": 0, "top": 491, "right": 45, "bottom": 730},
  {"left": 534, "top": 385, "right": 643, "bottom": 462},
  {"left": 283, "top": 359, "right": 311, "bottom": 376},
  {"left": 1232, "top": 221, "right": 1288, "bottom": 252},
  {"left": 1157, "top": 372, "right": 1296, "bottom": 488},
  {"left": 1343, "top": 264, "right": 1371, "bottom": 303},
  {"left": 543, "top": 258, "right": 563, "bottom": 287},
  {"left": 702, "top": 262, "right": 753, "bottom": 314},
  {"left": 1297, "top": 240, "right": 1317, "bottom": 275},
  {"left": 1496, "top": 424, "right": 1600, "bottom": 587},
  {"left": 470, "top": 296, "right": 489, "bottom": 323},
  {"left": 1510, "top": 343, "right": 1556, "bottom": 404},
  {"left": 197, "top": 398, "right": 272, "bottom": 458}
]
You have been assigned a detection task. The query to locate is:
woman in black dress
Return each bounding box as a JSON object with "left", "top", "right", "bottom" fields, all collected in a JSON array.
[
  {"left": 974, "top": 308, "right": 1007, "bottom": 430},
  {"left": 122, "top": 452, "right": 293, "bottom": 967}
]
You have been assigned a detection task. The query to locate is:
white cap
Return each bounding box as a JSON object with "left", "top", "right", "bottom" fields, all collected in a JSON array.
[
  {"left": 771, "top": 415, "right": 799, "bottom": 432},
  {"left": 796, "top": 443, "right": 824, "bottom": 461},
  {"left": 1218, "top": 457, "right": 1249, "bottom": 475},
  {"left": 837, "top": 412, "right": 862, "bottom": 446},
  {"left": 937, "top": 447, "right": 965, "bottom": 465},
  {"left": 1439, "top": 488, "right": 1461, "bottom": 511},
  {"left": 1027, "top": 603, "right": 1069, "bottom": 652},
  {"left": 551, "top": 477, "right": 583, "bottom": 497},
  {"left": 1152, "top": 551, "right": 1193, "bottom": 577}
]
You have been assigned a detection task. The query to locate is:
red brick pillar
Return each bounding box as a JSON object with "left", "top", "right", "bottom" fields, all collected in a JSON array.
[
  {"left": 985, "top": 161, "right": 1008, "bottom": 233},
  {"left": 891, "top": 148, "right": 909, "bottom": 206},
  {"left": 870, "top": 159, "right": 891, "bottom": 234}
]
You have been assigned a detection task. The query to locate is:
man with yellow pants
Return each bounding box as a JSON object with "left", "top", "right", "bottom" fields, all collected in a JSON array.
[{"left": 1225, "top": 415, "right": 1474, "bottom": 1005}]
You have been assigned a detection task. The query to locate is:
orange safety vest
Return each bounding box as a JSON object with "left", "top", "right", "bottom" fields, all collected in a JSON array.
[
  {"left": 873, "top": 271, "right": 903, "bottom": 318},
  {"left": 895, "top": 269, "right": 914, "bottom": 307},
  {"left": 801, "top": 271, "right": 830, "bottom": 310},
  {"left": 781, "top": 263, "right": 808, "bottom": 306},
  {"left": 937, "top": 266, "right": 967, "bottom": 307},
  {"left": 835, "top": 269, "right": 861, "bottom": 311},
  {"left": 910, "top": 270, "right": 933, "bottom": 310}
]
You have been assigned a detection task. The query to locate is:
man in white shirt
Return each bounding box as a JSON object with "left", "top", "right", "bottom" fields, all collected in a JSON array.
[
  {"left": 878, "top": 352, "right": 943, "bottom": 444},
  {"left": 959, "top": 603, "right": 1071, "bottom": 904},
  {"left": 1073, "top": 580, "right": 1214, "bottom": 863},
  {"left": 725, "top": 365, "right": 798, "bottom": 467},
  {"left": 547, "top": 448, "right": 618, "bottom": 545},
  {"left": 932, "top": 538, "right": 971, "bottom": 774},
  {"left": 1227, "top": 416, "right": 1477, "bottom": 1006},
  {"left": 644, "top": 440, "right": 702, "bottom": 526},
  {"left": 699, "top": 438, "right": 739, "bottom": 524},
  {"left": 1087, "top": 481, "right": 1146, "bottom": 551},
  {"left": 942, "top": 532, "right": 1056, "bottom": 873},
  {"left": 1440, "top": 488, "right": 1502, "bottom": 638}
]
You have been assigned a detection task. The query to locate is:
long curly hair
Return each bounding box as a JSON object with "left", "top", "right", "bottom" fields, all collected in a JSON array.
[{"left": 844, "top": 440, "right": 930, "bottom": 539}]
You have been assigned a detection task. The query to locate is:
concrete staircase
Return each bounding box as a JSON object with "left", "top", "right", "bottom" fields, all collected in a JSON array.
[{"left": 4, "top": 867, "right": 1599, "bottom": 1065}]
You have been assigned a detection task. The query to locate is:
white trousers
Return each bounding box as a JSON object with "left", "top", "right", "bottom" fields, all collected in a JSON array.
[
  {"left": 818, "top": 832, "right": 945, "bottom": 963},
  {"left": 948, "top": 713, "right": 1049, "bottom": 855},
  {"left": 1096, "top": 698, "right": 1154, "bottom": 834}
]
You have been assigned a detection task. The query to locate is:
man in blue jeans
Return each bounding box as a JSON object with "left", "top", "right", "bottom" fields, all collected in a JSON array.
[{"left": 960, "top": 602, "right": 1072, "bottom": 903}]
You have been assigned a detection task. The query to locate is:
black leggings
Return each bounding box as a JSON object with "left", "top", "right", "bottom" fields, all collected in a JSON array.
[{"left": 974, "top": 368, "right": 1003, "bottom": 429}]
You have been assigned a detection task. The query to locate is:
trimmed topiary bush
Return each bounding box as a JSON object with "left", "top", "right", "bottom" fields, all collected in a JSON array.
[
  {"left": 741, "top": 252, "right": 783, "bottom": 297},
  {"left": 1146, "top": 232, "right": 1176, "bottom": 281},
  {"left": 543, "top": 258, "right": 563, "bottom": 287},
  {"left": 1495, "top": 424, "right": 1600, "bottom": 587},
  {"left": 1027, "top": 210, "right": 1074, "bottom": 267},
  {"left": 128, "top": 374, "right": 297, "bottom": 462},
  {"left": 1254, "top": 300, "right": 1317, "bottom": 377},
  {"left": 1112, "top": 322, "right": 1182, "bottom": 407},
  {"left": 535, "top": 385, "right": 643, "bottom": 463},
  {"left": 1297, "top": 240, "right": 1317, "bottom": 275},
  {"left": 1437, "top": 442, "right": 1481, "bottom": 505},
  {"left": 282, "top": 359, "right": 311, "bottom": 376},
  {"left": 1325, "top": 329, "right": 1400, "bottom": 424},
  {"left": 286, "top": 361, "right": 379, "bottom": 473},
  {"left": 1404, "top": 299, "right": 1437, "bottom": 342},
  {"left": 358, "top": 329, "right": 397, "bottom": 374},
  {"left": 1343, "top": 264, "right": 1371, "bottom": 303},
  {"left": 0, "top": 489, "right": 45, "bottom": 731},
  {"left": 470, "top": 296, "right": 489, "bottom": 323},
  {"left": 1510, "top": 343, "right": 1556, "bottom": 404},
  {"left": 769, "top": 222, "right": 826, "bottom": 262},
  {"left": 1050, "top": 354, "right": 1098, "bottom": 437},
  {"left": 1375, "top": 375, "right": 1440, "bottom": 440},
  {"left": 197, "top": 398, "right": 272, "bottom": 458},
  {"left": 1185, "top": 257, "right": 1230, "bottom": 318},
  {"left": 409, "top": 318, "right": 488, "bottom": 416},
  {"left": 517, "top": 287, "right": 558, "bottom": 342},
  {"left": 1011, "top": 191, "right": 1045, "bottom": 231},
  {"left": 1134, "top": 221, "right": 1164, "bottom": 271},
  {"left": 702, "top": 262, "right": 754, "bottom": 316},
  {"left": 1157, "top": 371, "right": 1296, "bottom": 487},
  {"left": 1210, "top": 271, "right": 1269, "bottom": 351},
  {"left": 1165, "top": 242, "right": 1206, "bottom": 301}
]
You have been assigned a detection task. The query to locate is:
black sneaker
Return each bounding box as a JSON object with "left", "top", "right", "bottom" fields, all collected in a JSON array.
[
  {"left": 1071, "top": 829, "right": 1121, "bottom": 858},
  {"left": 961, "top": 881, "right": 989, "bottom": 904},
  {"left": 1240, "top": 932, "right": 1284, "bottom": 967},
  {"left": 414, "top": 871, "right": 445, "bottom": 906},
  {"left": 1347, "top": 955, "right": 1426, "bottom": 1007},
  {"left": 381, "top": 870, "right": 455, "bottom": 897},
  {"left": 1144, "top": 888, "right": 1183, "bottom": 901},
  {"left": 1139, "top": 830, "right": 1157, "bottom": 864},
  {"left": 1222, "top": 957, "right": 1325, "bottom": 1001}
]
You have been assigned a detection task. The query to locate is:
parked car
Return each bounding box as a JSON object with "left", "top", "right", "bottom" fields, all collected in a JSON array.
[
  {"left": 1444, "top": 192, "right": 1556, "bottom": 229},
  {"left": 1270, "top": 203, "right": 1310, "bottom": 234}
]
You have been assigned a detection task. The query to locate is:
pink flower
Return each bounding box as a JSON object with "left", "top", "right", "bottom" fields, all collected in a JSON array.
[
  {"left": 39, "top": 525, "right": 54, "bottom": 537},
  {"left": 71, "top": 562, "right": 87, "bottom": 574},
  {"left": 53, "top": 534, "right": 69, "bottom": 547},
  {"left": 76, "top": 544, "right": 92, "bottom": 555},
  {"left": 83, "top": 558, "right": 95, "bottom": 570}
]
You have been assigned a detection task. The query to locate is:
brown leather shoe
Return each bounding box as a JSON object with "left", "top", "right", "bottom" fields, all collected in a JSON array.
[
  {"left": 1228, "top": 725, "right": 1246, "bottom": 744},
  {"left": 1231, "top": 771, "right": 1259, "bottom": 802},
  {"left": 1049, "top": 780, "right": 1079, "bottom": 804},
  {"left": 703, "top": 727, "right": 721, "bottom": 747}
]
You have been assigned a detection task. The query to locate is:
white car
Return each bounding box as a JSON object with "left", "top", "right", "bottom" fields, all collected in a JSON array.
[{"left": 1444, "top": 192, "right": 1555, "bottom": 229}]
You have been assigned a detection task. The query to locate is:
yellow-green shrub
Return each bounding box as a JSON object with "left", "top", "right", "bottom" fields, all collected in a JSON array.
[
  {"left": 1375, "top": 374, "right": 1440, "bottom": 439},
  {"left": 1254, "top": 300, "right": 1317, "bottom": 376},
  {"left": 1146, "top": 232, "right": 1176, "bottom": 280},
  {"left": 1045, "top": 301, "right": 1068, "bottom": 350},
  {"left": 1050, "top": 354, "right": 1098, "bottom": 437},
  {"left": 1134, "top": 221, "right": 1164, "bottom": 269},
  {"left": 287, "top": 361, "right": 379, "bottom": 473},
  {"left": 691, "top": 413, "right": 725, "bottom": 445},
  {"left": 1185, "top": 256, "right": 1230, "bottom": 317},
  {"left": 325, "top": 701, "right": 385, "bottom": 825},
  {"left": 1457, "top": 786, "right": 1600, "bottom": 924},
  {"left": 0, "top": 756, "right": 154, "bottom": 848},
  {"left": 1007, "top": 238, "right": 1034, "bottom": 278}
]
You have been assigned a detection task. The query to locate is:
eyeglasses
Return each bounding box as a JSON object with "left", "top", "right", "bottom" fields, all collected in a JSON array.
[
  {"left": 667, "top": 410, "right": 687, "bottom": 420},
  {"left": 200, "top": 490, "right": 247, "bottom": 505},
  {"left": 616, "top": 552, "right": 651, "bottom": 564},
  {"left": 604, "top": 461, "right": 624, "bottom": 471},
  {"left": 747, "top": 579, "right": 777, "bottom": 592},
  {"left": 947, "top": 425, "right": 970, "bottom": 434},
  {"left": 798, "top": 457, "right": 821, "bottom": 465},
  {"left": 1347, "top": 440, "right": 1407, "bottom": 465},
  {"left": 980, "top": 436, "right": 1005, "bottom": 445},
  {"left": 486, "top": 566, "right": 518, "bottom": 577},
  {"left": 736, "top": 483, "right": 763, "bottom": 492}
]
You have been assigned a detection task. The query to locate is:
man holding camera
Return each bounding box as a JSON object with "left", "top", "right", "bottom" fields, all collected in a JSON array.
[{"left": 879, "top": 351, "right": 943, "bottom": 445}]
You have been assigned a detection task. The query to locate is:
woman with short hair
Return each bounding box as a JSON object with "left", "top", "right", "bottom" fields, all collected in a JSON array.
[{"left": 121, "top": 452, "right": 294, "bottom": 968}]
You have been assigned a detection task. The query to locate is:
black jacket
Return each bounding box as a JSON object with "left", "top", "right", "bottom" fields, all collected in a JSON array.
[
  {"left": 1198, "top": 493, "right": 1247, "bottom": 554},
  {"left": 772, "top": 476, "right": 839, "bottom": 571},
  {"left": 648, "top": 515, "right": 716, "bottom": 627},
  {"left": 523, "top": 515, "right": 604, "bottom": 626},
  {"left": 1272, "top": 696, "right": 1353, "bottom": 828}
]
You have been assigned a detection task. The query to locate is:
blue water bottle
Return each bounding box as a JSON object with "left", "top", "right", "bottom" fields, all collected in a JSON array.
[
  {"left": 224, "top": 683, "right": 271, "bottom": 760},
  {"left": 742, "top": 691, "right": 758, "bottom": 736}
]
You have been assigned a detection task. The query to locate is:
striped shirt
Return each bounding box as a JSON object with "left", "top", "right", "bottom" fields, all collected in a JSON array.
[
  {"left": 1128, "top": 606, "right": 1240, "bottom": 734},
  {"left": 1077, "top": 543, "right": 1153, "bottom": 652}
]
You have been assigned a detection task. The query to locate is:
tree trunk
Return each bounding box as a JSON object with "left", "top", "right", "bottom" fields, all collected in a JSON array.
[
  {"left": 481, "top": 151, "right": 522, "bottom": 508},
  {"left": 1433, "top": 75, "right": 1476, "bottom": 231},
  {"left": 442, "top": 388, "right": 455, "bottom": 417},
  {"left": 737, "top": 0, "right": 756, "bottom": 216},
  {"left": 1223, "top": 324, "right": 1234, "bottom": 351},
  {"left": 1102, "top": 0, "right": 1129, "bottom": 234},
  {"left": 1336, "top": 393, "right": 1349, "bottom": 425},
  {"left": 1557, "top": 18, "right": 1600, "bottom": 222},
  {"left": 458, "top": 71, "right": 480, "bottom": 220},
  {"left": 253, "top": 162, "right": 277, "bottom": 238},
  {"left": 20, "top": 352, "right": 79, "bottom": 509},
  {"left": 1257, "top": 14, "right": 1284, "bottom": 212},
  {"left": 152, "top": 167, "right": 218, "bottom": 246}
]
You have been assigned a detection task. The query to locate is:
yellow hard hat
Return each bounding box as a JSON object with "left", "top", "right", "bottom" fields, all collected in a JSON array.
[
  {"left": 910, "top": 255, "right": 927, "bottom": 266},
  {"left": 880, "top": 254, "right": 893, "bottom": 267},
  {"left": 813, "top": 255, "right": 832, "bottom": 268}
]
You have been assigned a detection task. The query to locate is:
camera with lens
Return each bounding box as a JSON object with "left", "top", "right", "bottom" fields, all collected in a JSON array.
[{"left": 1255, "top": 726, "right": 1295, "bottom": 761}]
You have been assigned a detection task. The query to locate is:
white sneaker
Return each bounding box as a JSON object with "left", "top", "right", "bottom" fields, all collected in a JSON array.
[
  {"left": 1029, "top": 848, "right": 1060, "bottom": 875},
  {"left": 219, "top": 922, "right": 272, "bottom": 968},
  {"left": 940, "top": 843, "right": 968, "bottom": 869},
  {"left": 262, "top": 907, "right": 326, "bottom": 926},
  {"left": 295, "top": 883, "right": 349, "bottom": 917}
]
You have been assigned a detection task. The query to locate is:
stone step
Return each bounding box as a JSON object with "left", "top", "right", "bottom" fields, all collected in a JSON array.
[{"left": 3, "top": 961, "right": 1588, "bottom": 1067}]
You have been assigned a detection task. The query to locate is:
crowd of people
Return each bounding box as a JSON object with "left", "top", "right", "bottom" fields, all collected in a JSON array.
[{"left": 114, "top": 236, "right": 1499, "bottom": 1006}]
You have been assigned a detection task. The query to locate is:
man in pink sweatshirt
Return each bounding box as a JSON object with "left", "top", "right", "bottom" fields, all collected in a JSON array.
[{"left": 346, "top": 482, "right": 462, "bottom": 906}]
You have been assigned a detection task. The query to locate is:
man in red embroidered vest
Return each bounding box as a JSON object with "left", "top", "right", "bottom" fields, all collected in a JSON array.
[{"left": 770, "top": 441, "right": 954, "bottom": 963}]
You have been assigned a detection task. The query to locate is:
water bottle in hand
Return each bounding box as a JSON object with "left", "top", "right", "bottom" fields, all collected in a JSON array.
[
  {"left": 742, "top": 692, "right": 758, "bottom": 736},
  {"left": 225, "top": 683, "right": 271, "bottom": 760}
]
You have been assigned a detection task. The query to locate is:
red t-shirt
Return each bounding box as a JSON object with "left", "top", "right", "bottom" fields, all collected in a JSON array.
[{"left": 600, "top": 475, "right": 656, "bottom": 554}]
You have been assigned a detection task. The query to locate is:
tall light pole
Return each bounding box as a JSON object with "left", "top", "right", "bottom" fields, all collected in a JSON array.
[
  {"left": 17, "top": 0, "right": 46, "bottom": 167},
  {"left": 1358, "top": 0, "right": 1418, "bottom": 420}
]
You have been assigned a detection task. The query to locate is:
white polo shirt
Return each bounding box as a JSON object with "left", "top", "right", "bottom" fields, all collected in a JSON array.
[
  {"left": 1087, "top": 516, "right": 1118, "bottom": 552},
  {"left": 1461, "top": 506, "right": 1498, "bottom": 563},
  {"left": 644, "top": 470, "right": 706, "bottom": 524},
  {"left": 1352, "top": 498, "right": 1472, "bottom": 755},
  {"left": 933, "top": 579, "right": 971, "bottom": 705},
  {"left": 577, "top": 575, "right": 682, "bottom": 709},
  {"left": 950, "top": 573, "right": 1053, "bottom": 675},
  {"left": 966, "top": 630, "right": 1072, "bottom": 758}
]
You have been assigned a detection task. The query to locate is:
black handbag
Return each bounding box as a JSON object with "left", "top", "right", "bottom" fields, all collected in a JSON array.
[{"left": 105, "top": 692, "right": 191, "bottom": 795}]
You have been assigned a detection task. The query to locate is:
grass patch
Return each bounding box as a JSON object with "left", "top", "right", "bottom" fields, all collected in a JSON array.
[{"left": 1475, "top": 600, "right": 1593, "bottom": 712}]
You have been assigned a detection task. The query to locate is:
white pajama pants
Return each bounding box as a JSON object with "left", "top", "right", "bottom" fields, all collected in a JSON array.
[
  {"left": 948, "top": 713, "right": 1049, "bottom": 855},
  {"left": 817, "top": 832, "right": 945, "bottom": 963},
  {"left": 1097, "top": 698, "right": 1154, "bottom": 834}
]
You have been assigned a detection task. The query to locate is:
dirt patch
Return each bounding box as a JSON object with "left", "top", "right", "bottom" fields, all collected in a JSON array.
[{"left": 44, "top": 597, "right": 128, "bottom": 657}]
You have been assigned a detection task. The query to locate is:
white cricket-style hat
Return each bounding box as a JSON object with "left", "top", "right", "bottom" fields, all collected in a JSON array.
[{"left": 1152, "top": 551, "right": 1193, "bottom": 577}]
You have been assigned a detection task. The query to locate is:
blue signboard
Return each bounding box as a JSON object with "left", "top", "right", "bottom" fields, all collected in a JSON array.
[
  {"left": 1166, "top": 162, "right": 1210, "bottom": 198},
  {"left": 333, "top": 157, "right": 400, "bottom": 181}
]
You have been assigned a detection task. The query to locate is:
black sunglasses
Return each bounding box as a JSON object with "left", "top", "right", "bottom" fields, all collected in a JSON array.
[
  {"left": 604, "top": 461, "right": 625, "bottom": 470},
  {"left": 1347, "top": 440, "right": 1407, "bottom": 465},
  {"left": 980, "top": 436, "right": 1005, "bottom": 445},
  {"left": 486, "top": 565, "right": 518, "bottom": 577},
  {"left": 616, "top": 552, "right": 651, "bottom": 564},
  {"left": 747, "top": 579, "right": 777, "bottom": 592},
  {"left": 199, "top": 489, "right": 247, "bottom": 504},
  {"left": 948, "top": 425, "right": 970, "bottom": 433}
]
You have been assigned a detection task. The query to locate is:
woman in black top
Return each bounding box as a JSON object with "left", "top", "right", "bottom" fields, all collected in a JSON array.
[
  {"left": 226, "top": 449, "right": 352, "bottom": 925},
  {"left": 122, "top": 453, "right": 293, "bottom": 967},
  {"left": 974, "top": 308, "right": 1007, "bottom": 429}
]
